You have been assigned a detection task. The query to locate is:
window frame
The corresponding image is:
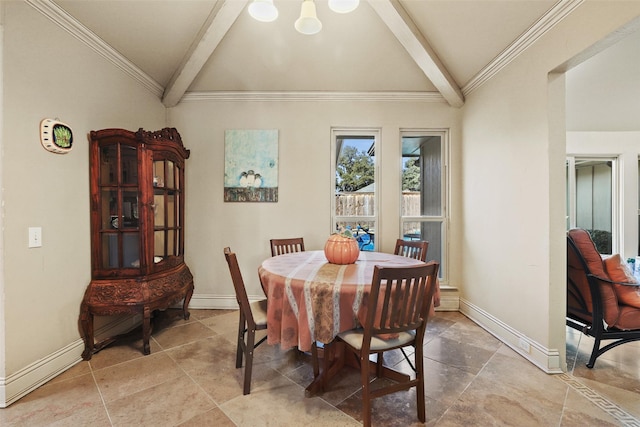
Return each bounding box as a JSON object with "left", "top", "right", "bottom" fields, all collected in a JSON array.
[
  {"left": 566, "top": 155, "right": 620, "bottom": 255},
  {"left": 330, "top": 128, "right": 380, "bottom": 248},
  {"left": 400, "top": 129, "right": 450, "bottom": 284}
]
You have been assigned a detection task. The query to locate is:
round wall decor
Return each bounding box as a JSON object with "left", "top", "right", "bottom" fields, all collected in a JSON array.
[{"left": 40, "top": 118, "right": 73, "bottom": 154}]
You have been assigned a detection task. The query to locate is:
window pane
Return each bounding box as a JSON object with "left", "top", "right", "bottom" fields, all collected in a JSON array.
[
  {"left": 575, "top": 160, "right": 612, "bottom": 254},
  {"left": 167, "top": 230, "right": 175, "bottom": 256},
  {"left": 101, "top": 233, "right": 139, "bottom": 268},
  {"left": 122, "top": 191, "right": 138, "bottom": 228},
  {"left": 154, "top": 192, "right": 164, "bottom": 227},
  {"left": 167, "top": 193, "right": 175, "bottom": 228},
  {"left": 123, "top": 233, "right": 140, "bottom": 268},
  {"left": 101, "top": 189, "right": 117, "bottom": 230},
  {"left": 121, "top": 145, "right": 138, "bottom": 185},
  {"left": 400, "top": 221, "right": 442, "bottom": 266},
  {"left": 335, "top": 137, "right": 375, "bottom": 192},
  {"left": 402, "top": 135, "right": 441, "bottom": 216},
  {"left": 335, "top": 220, "right": 375, "bottom": 251},
  {"left": 154, "top": 230, "right": 165, "bottom": 259},
  {"left": 333, "top": 133, "right": 377, "bottom": 251},
  {"left": 153, "top": 161, "right": 165, "bottom": 187},
  {"left": 100, "top": 144, "right": 117, "bottom": 185},
  {"left": 102, "top": 233, "right": 118, "bottom": 268},
  {"left": 401, "top": 131, "right": 447, "bottom": 280},
  {"left": 166, "top": 161, "right": 175, "bottom": 188}
]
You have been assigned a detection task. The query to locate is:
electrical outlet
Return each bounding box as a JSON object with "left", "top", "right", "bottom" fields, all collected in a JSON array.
[
  {"left": 518, "top": 337, "right": 531, "bottom": 353},
  {"left": 28, "top": 227, "right": 42, "bottom": 248}
]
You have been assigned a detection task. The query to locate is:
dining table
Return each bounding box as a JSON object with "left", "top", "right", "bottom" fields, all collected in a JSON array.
[{"left": 258, "top": 249, "right": 440, "bottom": 352}]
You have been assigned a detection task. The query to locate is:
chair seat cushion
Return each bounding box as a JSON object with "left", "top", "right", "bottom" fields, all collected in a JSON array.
[
  {"left": 338, "top": 328, "right": 415, "bottom": 351},
  {"left": 251, "top": 299, "right": 268, "bottom": 326},
  {"left": 616, "top": 304, "right": 640, "bottom": 330}
]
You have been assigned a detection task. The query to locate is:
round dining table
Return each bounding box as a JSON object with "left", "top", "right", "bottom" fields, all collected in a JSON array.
[{"left": 258, "top": 250, "right": 439, "bottom": 353}]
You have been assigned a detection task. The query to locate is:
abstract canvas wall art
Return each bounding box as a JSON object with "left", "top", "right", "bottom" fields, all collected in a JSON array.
[{"left": 224, "top": 129, "right": 278, "bottom": 202}]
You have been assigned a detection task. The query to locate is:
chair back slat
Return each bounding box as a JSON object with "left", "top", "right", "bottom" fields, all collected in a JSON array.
[
  {"left": 270, "top": 237, "right": 305, "bottom": 257},
  {"left": 365, "top": 262, "right": 439, "bottom": 340},
  {"left": 224, "top": 247, "right": 256, "bottom": 326},
  {"left": 393, "top": 239, "right": 429, "bottom": 262}
]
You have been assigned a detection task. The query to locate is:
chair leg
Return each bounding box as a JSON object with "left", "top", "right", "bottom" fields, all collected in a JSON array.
[
  {"left": 361, "top": 353, "right": 372, "bottom": 427},
  {"left": 243, "top": 327, "right": 256, "bottom": 395},
  {"left": 587, "top": 336, "right": 601, "bottom": 369},
  {"left": 236, "top": 312, "right": 246, "bottom": 369},
  {"left": 415, "top": 344, "right": 426, "bottom": 422}
]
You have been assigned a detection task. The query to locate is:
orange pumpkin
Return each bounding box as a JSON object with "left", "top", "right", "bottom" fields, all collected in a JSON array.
[{"left": 324, "top": 234, "right": 360, "bottom": 265}]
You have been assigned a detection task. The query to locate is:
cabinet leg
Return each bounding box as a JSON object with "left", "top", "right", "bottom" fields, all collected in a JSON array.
[
  {"left": 182, "top": 283, "right": 194, "bottom": 320},
  {"left": 80, "top": 304, "right": 94, "bottom": 361},
  {"left": 142, "top": 306, "right": 151, "bottom": 355}
]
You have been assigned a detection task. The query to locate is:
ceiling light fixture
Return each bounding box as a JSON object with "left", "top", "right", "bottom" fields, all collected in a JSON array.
[
  {"left": 328, "top": 0, "right": 359, "bottom": 14},
  {"left": 295, "top": 0, "right": 322, "bottom": 35},
  {"left": 248, "top": 0, "right": 359, "bottom": 35},
  {"left": 248, "top": 0, "right": 279, "bottom": 23}
]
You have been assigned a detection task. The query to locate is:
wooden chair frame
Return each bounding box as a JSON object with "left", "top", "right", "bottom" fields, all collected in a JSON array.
[
  {"left": 224, "top": 247, "right": 268, "bottom": 394},
  {"left": 566, "top": 234, "right": 640, "bottom": 368},
  {"left": 335, "top": 262, "right": 439, "bottom": 426},
  {"left": 393, "top": 239, "right": 429, "bottom": 262},
  {"left": 270, "top": 237, "right": 305, "bottom": 257}
]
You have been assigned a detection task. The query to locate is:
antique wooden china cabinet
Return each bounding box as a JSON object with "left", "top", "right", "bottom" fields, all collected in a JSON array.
[{"left": 80, "top": 127, "right": 193, "bottom": 360}]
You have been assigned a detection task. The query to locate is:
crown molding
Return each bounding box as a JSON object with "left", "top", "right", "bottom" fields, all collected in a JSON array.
[
  {"left": 462, "top": 0, "right": 585, "bottom": 96},
  {"left": 181, "top": 91, "right": 446, "bottom": 103},
  {"left": 26, "top": 0, "right": 583, "bottom": 105},
  {"left": 25, "top": 0, "right": 163, "bottom": 98}
]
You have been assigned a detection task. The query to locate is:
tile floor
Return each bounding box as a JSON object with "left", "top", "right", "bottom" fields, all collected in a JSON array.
[{"left": 1, "top": 309, "right": 638, "bottom": 426}]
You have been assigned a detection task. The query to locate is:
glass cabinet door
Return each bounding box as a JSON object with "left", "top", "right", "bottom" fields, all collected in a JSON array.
[
  {"left": 153, "top": 157, "right": 183, "bottom": 265},
  {"left": 98, "top": 142, "right": 140, "bottom": 270}
]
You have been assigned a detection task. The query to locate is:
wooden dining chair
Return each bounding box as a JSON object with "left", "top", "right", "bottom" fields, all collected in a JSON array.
[
  {"left": 223, "top": 247, "right": 268, "bottom": 395},
  {"left": 393, "top": 239, "right": 430, "bottom": 371},
  {"left": 394, "top": 239, "right": 429, "bottom": 262},
  {"left": 335, "top": 262, "right": 439, "bottom": 427},
  {"left": 270, "top": 237, "right": 305, "bottom": 256}
]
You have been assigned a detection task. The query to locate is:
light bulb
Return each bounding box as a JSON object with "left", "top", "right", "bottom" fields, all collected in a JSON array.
[
  {"left": 295, "top": 0, "right": 322, "bottom": 35},
  {"left": 328, "top": 0, "right": 359, "bottom": 14},
  {"left": 248, "top": 0, "right": 278, "bottom": 23}
]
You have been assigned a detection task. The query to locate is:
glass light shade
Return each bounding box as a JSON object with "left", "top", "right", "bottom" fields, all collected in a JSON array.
[
  {"left": 328, "top": 0, "right": 359, "bottom": 14},
  {"left": 295, "top": 0, "right": 322, "bottom": 35},
  {"left": 248, "top": 0, "right": 278, "bottom": 22}
]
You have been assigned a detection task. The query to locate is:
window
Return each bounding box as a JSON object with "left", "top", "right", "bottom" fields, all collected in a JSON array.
[
  {"left": 332, "top": 129, "right": 378, "bottom": 251},
  {"left": 401, "top": 130, "right": 448, "bottom": 280},
  {"left": 566, "top": 156, "right": 617, "bottom": 255}
]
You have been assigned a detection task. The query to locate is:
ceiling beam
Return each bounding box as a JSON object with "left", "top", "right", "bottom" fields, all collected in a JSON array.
[
  {"left": 367, "top": 0, "right": 464, "bottom": 108},
  {"left": 162, "top": 0, "right": 249, "bottom": 107}
]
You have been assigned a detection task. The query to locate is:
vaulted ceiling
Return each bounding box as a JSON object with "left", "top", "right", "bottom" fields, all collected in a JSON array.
[{"left": 30, "top": 0, "right": 579, "bottom": 108}]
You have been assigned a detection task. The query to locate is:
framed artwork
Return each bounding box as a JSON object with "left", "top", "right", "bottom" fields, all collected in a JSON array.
[{"left": 224, "top": 129, "right": 279, "bottom": 202}]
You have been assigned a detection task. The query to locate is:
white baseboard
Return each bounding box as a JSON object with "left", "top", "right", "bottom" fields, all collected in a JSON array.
[
  {"left": 0, "top": 294, "right": 243, "bottom": 407},
  {"left": 436, "top": 293, "right": 460, "bottom": 311},
  {"left": 188, "top": 294, "right": 239, "bottom": 309},
  {"left": 459, "top": 298, "right": 563, "bottom": 374},
  {"left": 0, "top": 315, "right": 140, "bottom": 408}
]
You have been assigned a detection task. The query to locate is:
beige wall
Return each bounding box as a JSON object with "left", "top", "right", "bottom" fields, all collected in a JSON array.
[
  {"left": 169, "top": 100, "right": 462, "bottom": 303},
  {"left": 458, "top": 3, "right": 640, "bottom": 371},
  {"left": 0, "top": 1, "right": 166, "bottom": 395}
]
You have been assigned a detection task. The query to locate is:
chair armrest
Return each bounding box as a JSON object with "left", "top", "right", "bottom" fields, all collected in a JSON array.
[{"left": 587, "top": 274, "right": 635, "bottom": 286}]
